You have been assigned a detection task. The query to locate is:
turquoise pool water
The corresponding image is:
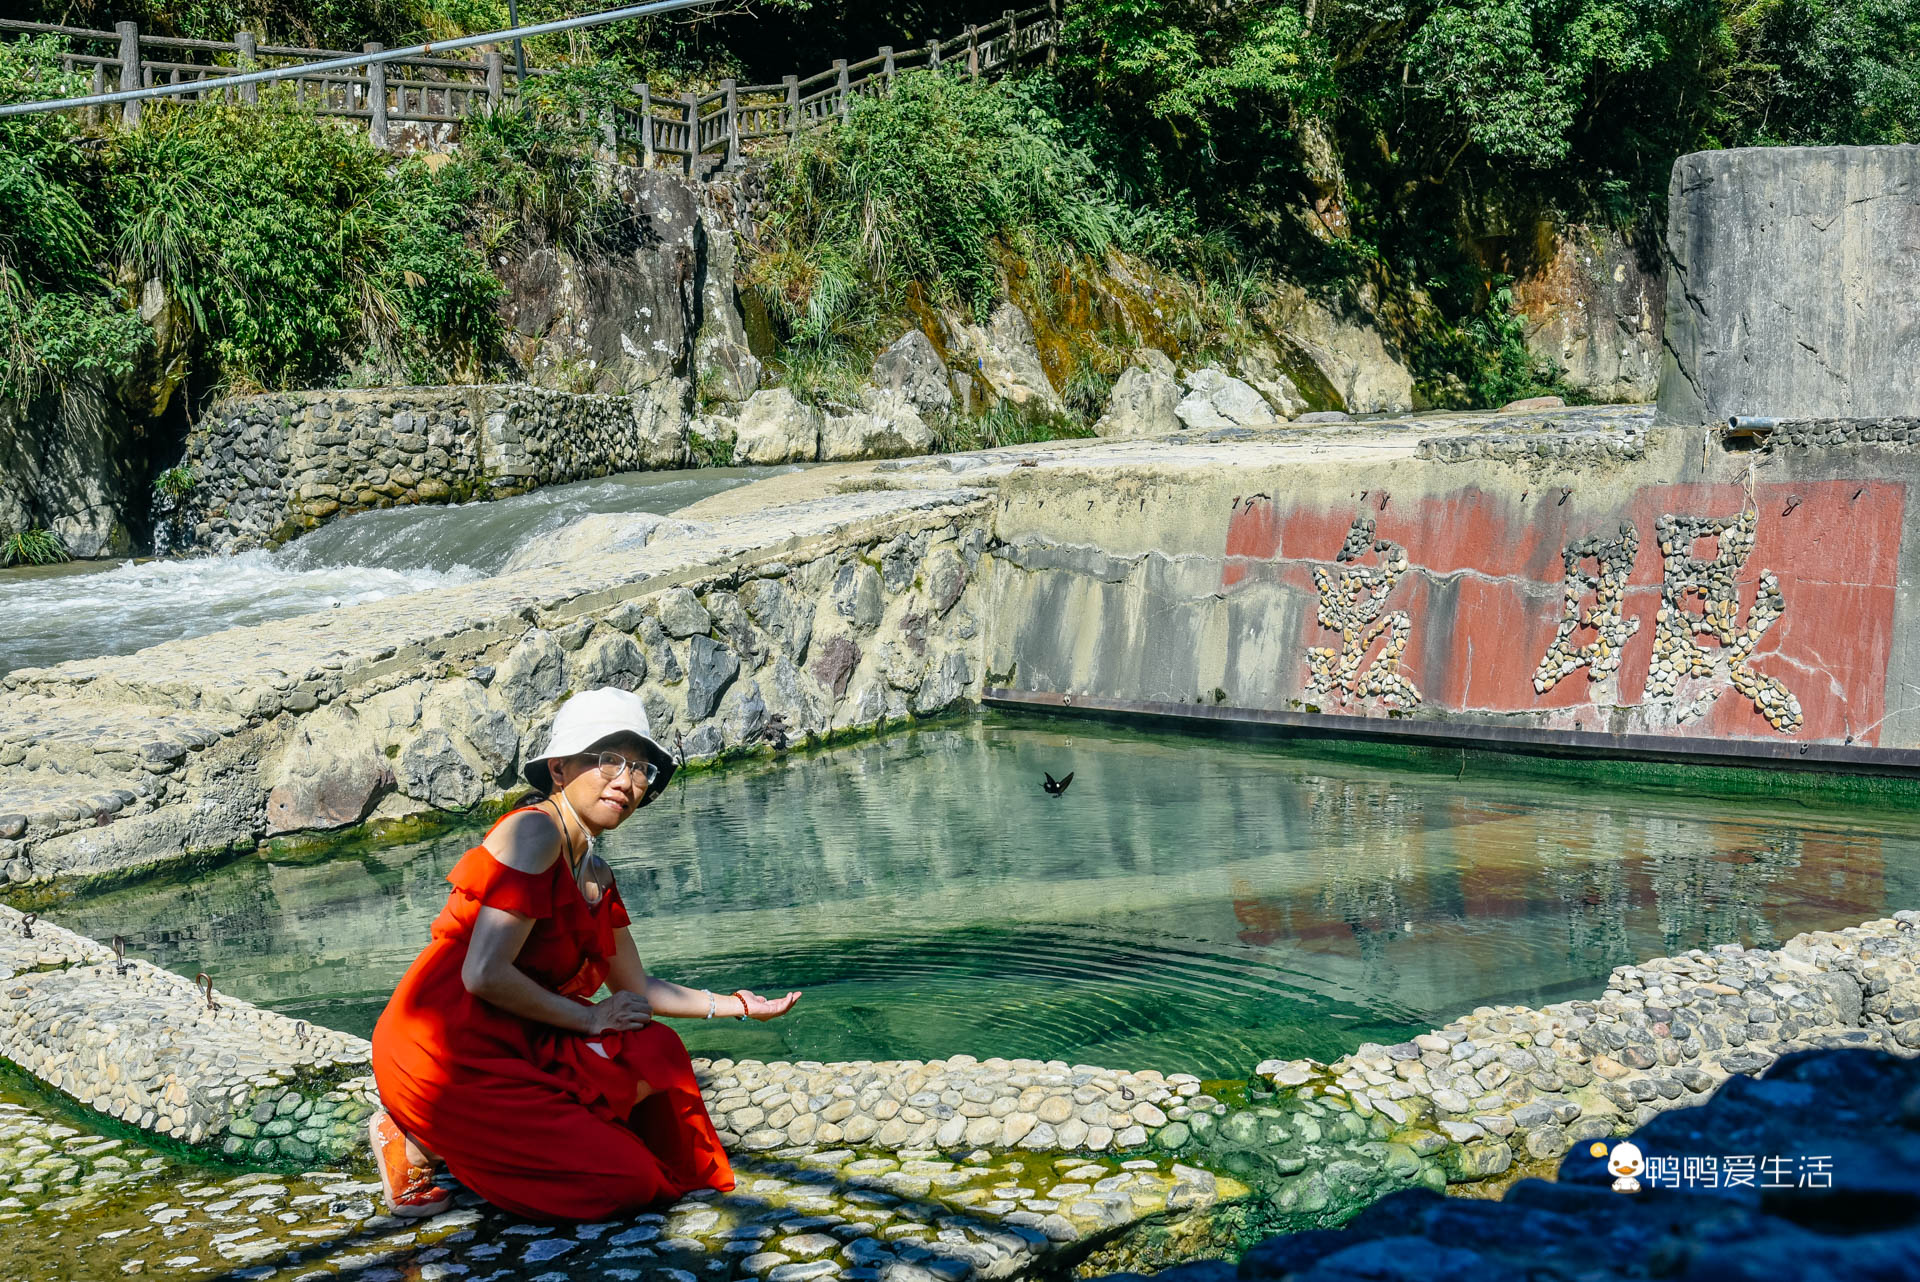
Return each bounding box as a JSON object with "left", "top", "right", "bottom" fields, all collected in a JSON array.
[{"left": 51, "top": 714, "right": 1920, "bottom": 1079}]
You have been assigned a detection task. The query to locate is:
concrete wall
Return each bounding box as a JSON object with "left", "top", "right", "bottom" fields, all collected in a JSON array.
[
  {"left": 983, "top": 415, "right": 1920, "bottom": 759},
  {"left": 1657, "top": 146, "right": 1920, "bottom": 424}
]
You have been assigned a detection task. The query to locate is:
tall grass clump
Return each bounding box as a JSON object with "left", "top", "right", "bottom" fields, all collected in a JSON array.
[
  {"left": 107, "top": 100, "right": 502, "bottom": 390},
  {"left": 0, "top": 37, "right": 149, "bottom": 398},
  {"left": 748, "top": 73, "right": 1157, "bottom": 372}
]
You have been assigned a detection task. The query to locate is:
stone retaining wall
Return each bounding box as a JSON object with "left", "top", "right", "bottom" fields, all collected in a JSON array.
[
  {"left": 0, "top": 905, "right": 375, "bottom": 1165},
  {"left": 178, "top": 381, "right": 692, "bottom": 553},
  {"left": 0, "top": 487, "right": 993, "bottom": 884}
]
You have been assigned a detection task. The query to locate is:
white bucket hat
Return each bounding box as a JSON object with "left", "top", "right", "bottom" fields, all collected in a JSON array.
[{"left": 524, "top": 687, "right": 677, "bottom": 802}]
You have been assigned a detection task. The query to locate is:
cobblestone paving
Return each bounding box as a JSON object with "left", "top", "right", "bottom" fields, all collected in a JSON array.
[{"left": 0, "top": 1086, "right": 1234, "bottom": 1281}]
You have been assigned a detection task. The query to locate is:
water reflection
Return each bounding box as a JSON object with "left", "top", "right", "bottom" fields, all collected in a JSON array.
[{"left": 49, "top": 716, "right": 1918, "bottom": 1078}]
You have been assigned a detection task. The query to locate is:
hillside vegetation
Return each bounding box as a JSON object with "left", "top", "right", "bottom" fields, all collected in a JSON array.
[{"left": 4, "top": 0, "right": 1915, "bottom": 409}]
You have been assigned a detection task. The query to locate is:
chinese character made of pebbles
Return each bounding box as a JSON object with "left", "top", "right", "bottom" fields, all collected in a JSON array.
[
  {"left": 1533, "top": 522, "right": 1641, "bottom": 694},
  {"left": 1647, "top": 507, "right": 1803, "bottom": 732},
  {"left": 1305, "top": 514, "right": 1422, "bottom": 709}
]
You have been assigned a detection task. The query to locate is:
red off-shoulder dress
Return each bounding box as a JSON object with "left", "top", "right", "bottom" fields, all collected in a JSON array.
[{"left": 371, "top": 808, "right": 735, "bottom": 1221}]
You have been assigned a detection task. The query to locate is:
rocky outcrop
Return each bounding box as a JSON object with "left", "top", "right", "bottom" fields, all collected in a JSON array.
[
  {"left": 1096, "top": 360, "right": 1184, "bottom": 437},
  {"left": 0, "top": 380, "right": 143, "bottom": 559},
  {"left": 820, "top": 398, "right": 935, "bottom": 461},
  {"left": 1176, "top": 368, "right": 1284, "bottom": 429},
  {"left": 694, "top": 204, "right": 765, "bottom": 403},
  {"left": 872, "top": 328, "right": 955, "bottom": 414},
  {"left": 1657, "top": 146, "right": 1920, "bottom": 424},
  {"left": 1260, "top": 283, "right": 1414, "bottom": 415},
  {"left": 495, "top": 165, "right": 705, "bottom": 396},
  {"left": 948, "top": 302, "right": 1064, "bottom": 412},
  {"left": 733, "top": 387, "right": 824, "bottom": 463},
  {"left": 1511, "top": 221, "right": 1662, "bottom": 403}
]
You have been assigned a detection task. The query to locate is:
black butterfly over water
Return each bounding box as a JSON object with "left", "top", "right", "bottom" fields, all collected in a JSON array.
[{"left": 1042, "top": 771, "right": 1074, "bottom": 797}]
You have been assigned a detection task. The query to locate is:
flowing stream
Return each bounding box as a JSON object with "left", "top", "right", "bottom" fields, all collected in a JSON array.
[{"left": 0, "top": 465, "right": 796, "bottom": 677}]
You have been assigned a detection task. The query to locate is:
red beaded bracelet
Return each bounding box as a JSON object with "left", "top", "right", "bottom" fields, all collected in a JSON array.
[{"left": 732, "top": 989, "right": 753, "bottom": 1021}]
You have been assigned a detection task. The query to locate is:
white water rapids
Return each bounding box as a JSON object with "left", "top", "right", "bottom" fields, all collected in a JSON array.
[{"left": 0, "top": 464, "right": 797, "bottom": 677}]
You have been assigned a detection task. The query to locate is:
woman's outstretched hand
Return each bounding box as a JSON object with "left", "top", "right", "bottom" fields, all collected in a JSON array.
[
  {"left": 738, "top": 989, "right": 802, "bottom": 1021},
  {"left": 587, "top": 990, "right": 653, "bottom": 1035}
]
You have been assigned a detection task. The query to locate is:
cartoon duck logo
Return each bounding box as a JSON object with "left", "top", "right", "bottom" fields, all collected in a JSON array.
[{"left": 1595, "top": 1140, "right": 1643, "bottom": 1193}]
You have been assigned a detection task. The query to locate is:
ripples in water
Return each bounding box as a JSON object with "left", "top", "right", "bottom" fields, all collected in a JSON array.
[{"left": 50, "top": 716, "right": 1920, "bottom": 1078}]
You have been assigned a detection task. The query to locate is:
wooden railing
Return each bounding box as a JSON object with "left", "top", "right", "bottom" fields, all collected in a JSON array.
[
  {"left": 0, "top": 5, "right": 1060, "bottom": 172},
  {"left": 624, "top": 5, "right": 1060, "bottom": 174}
]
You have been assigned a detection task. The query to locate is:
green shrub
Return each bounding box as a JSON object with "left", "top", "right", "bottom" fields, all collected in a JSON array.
[
  {"left": 749, "top": 72, "right": 1152, "bottom": 358},
  {"left": 0, "top": 36, "right": 150, "bottom": 398},
  {"left": 0, "top": 527, "right": 69, "bottom": 568},
  {"left": 154, "top": 465, "right": 197, "bottom": 501},
  {"left": 107, "top": 101, "right": 502, "bottom": 390}
]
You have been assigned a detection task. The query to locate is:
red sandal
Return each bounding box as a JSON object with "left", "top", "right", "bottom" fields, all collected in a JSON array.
[{"left": 369, "top": 1110, "right": 451, "bottom": 1219}]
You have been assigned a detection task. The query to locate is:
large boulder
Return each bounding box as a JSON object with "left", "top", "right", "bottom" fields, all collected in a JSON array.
[
  {"left": 732, "top": 388, "right": 821, "bottom": 464},
  {"left": 1657, "top": 146, "right": 1920, "bottom": 423},
  {"left": 1182, "top": 367, "right": 1282, "bottom": 427},
  {"left": 946, "top": 302, "right": 1062, "bottom": 411},
  {"left": 819, "top": 398, "right": 934, "bottom": 460},
  {"left": 1235, "top": 348, "right": 1309, "bottom": 419},
  {"left": 264, "top": 705, "right": 390, "bottom": 833},
  {"left": 1095, "top": 363, "right": 1182, "bottom": 437},
  {"left": 872, "top": 329, "right": 953, "bottom": 414},
  {"left": 496, "top": 166, "right": 702, "bottom": 395},
  {"left": 633, "top": 377, "right": 692, "bottom": 468}
]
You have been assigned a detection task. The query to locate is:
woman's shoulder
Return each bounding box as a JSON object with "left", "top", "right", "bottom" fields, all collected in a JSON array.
[{"left": 482, "top": 804, "right": 568, "bottom": 875}]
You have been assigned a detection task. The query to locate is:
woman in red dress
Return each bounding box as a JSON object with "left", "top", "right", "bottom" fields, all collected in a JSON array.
[{"left": 369, "top": 688, "right": 801, "bottom": 1221}]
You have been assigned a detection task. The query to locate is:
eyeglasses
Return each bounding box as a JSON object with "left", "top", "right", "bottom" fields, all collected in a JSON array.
[{"left": 591, "top": 750, "right": 659, "bottom": 789}]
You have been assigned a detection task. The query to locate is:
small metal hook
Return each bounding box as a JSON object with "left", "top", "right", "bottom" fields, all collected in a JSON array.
[
  {"left": 19, "top": 913, "right": 34, "bottom": 939},
  {"left": 111, "top": 935, "right": 128, "bottom": 976},
  {"left": 1378, "top": 492, "right": 1389, "bottom": 510},
  {"left": 294, "top": 1020, "right": 310, "bottom": 1045},
  {"left": 1782, "top": 495, "right": 1802, "bottom": 517},
  {"left": 196, "top": 973, "right": 219, "bottom": 1016},
  {"left": 1558, "top": 488, "right": 1573, "bottom": 506}
]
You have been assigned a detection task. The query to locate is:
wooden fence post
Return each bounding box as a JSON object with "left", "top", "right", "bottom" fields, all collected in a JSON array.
[
  {"left": 638, "top": 82, "right": 655, "bottom": 166},
  {"left": 784, "top": 74, "right": 799, "bottom": 140},
  {"left": 881, "top": 45, "right": 894, "bottom": 88},
  {"left": 722, "top": 78, "right": 739, "bottom": 167},
  {"left": 365, "top": 43, "right": 389, "bottom": 148},
  {"left": 1004, "top": 9, "right": 1016, "bottom": 63},
  {"left": 683, "top": 91, "right": 697, "bottom": 176},
  {"left": 486, "top": 50, "right": 504, "bottom": 108},
  {"left": 928, "top": 38, "right": 941, "bottom": 70},
  {"left": 116, "top": 21, "right": 141, "bottom": 125},
  {"left": 834, "top": 59, "right": 849, "bottom": 123},
  {"left": 236, "top": 31, "right": 259, "bottom": 104},
  {"left": 1048, "top": 0, "right": 1059, "bottom": 66},
  {"left": 967, "top": 27, "right": 979, "bottom": 79},
  {"left": 599, "top": 108, "right": 617, "bottom": 161}
]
